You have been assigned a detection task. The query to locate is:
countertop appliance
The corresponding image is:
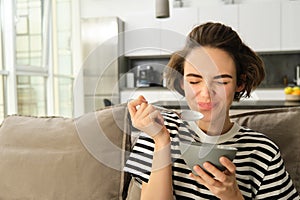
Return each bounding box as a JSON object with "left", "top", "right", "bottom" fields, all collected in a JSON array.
[{"left": 136, "top": 65, "right": 155, "bottom": 87}]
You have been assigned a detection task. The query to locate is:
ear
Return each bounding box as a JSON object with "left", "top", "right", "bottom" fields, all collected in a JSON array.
[
  {"left": 236, "top": 74, "right": 246, "bottom": 92},
  {"left": 236, "top": 83, "right": 245, "bottom": 93},
  {"left": 180, "top": 79, "right": 184, "bottom": 90}
]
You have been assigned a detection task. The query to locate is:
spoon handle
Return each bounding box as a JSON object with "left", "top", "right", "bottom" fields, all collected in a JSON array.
[
  {"left": 153, "top": 105, "right": 203, "bottom": 121},
  {"left": 127, "top": 99, "right": 203, "bottom": 121}
]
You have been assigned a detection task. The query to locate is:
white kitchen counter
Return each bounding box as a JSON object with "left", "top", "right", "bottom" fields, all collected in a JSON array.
[
  {"left": 120, "top": 87, "right": 285, "bottom": 103},
  {"left": 244, "top": 88, "right": 285, "bottom": 101},
  {"left": 120, "top": 87, "right": 183, "bottom": 103}
]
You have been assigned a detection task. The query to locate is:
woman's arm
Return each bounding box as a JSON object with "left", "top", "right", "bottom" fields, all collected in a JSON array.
[
  {"left": 127, "top": 96, "right": 174, "bottom": 200},
  {"left": 141, "top": 135, "right": 173, "bottom": 200}
]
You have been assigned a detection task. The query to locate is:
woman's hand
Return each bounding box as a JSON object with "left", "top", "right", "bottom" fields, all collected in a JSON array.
[
  {"left": 127, "top": 96, "right": 170, "bottom": 147},
  {"left": 189, "top": 156, "right": 244, "bottom": 200}
]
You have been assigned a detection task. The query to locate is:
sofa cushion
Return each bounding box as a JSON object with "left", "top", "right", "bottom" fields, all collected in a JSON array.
[
  {"left": 0, "top": 104, "right": 131, "bottom": 200},
  {"left": 230, "top": 106, "right": 300, "bottom": 192}
]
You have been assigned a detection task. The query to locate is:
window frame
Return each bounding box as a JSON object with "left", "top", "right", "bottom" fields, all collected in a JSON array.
[{"left": 0, "top": 0, "right": 81, "bottom": 118}]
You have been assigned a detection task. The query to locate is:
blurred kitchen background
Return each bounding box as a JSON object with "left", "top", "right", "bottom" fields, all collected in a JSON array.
[{"left": 0, "top": 0, "right": 300, "bottom": 122}]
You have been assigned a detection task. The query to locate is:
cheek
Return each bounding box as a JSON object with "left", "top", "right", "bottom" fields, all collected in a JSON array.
[
  {"left": 223, "top": 86, "right": 236, "bottom": 100},
  {"left": 212, "top": 85, "right": 235, "bottom": 100},
  {"left": 184, "top": 83, "right": 198, "bottom": 97}
]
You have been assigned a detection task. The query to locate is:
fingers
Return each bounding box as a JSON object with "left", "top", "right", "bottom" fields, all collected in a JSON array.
[
  {"left": 127, "top": 95, "right": 148, "bottom": 117},
  {"left": 203, "top": 162, "right": 227, "bottom": 182},
  {"left": 219, "top": 156, "right": 236, "bottom": 174},
  {"left": 189, "top": 157, "right": 240, "bottom": 199},
  {"left": 189, "top": 156, "right": 237, "bottom": 182},
  {"left": 137, "top": 102, "right": 155, "bottom": 120},
  {"left": 128, "top": 95, "right": 160, "bottom": 122},
  {"left": 127, "top": 96, "right": 166, "bottom": 138},
  {"left": 190, "top": 165, "right": 222, "bottom": 187}
]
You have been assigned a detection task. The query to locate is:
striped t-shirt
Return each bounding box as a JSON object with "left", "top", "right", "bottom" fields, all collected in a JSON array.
[{"left": 124, "top": 111, "right": 299, "bottom": 199}]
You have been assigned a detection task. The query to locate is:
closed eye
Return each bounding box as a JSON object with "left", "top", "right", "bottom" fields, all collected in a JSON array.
[
  {"left": 214, "top": 75, "right": 233, "bottom": 85},
  {"left": 185, "top": 73, "right": 202, "bottom": 85},
  {"left": 189, "top": 81, "right": 200, "bottom": 84},
  {"left": 216, "top": 81, "right": 229, "bottom": 85}
]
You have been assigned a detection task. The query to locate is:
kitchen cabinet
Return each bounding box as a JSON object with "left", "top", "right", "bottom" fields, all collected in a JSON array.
[
  {"left": 198, "top": 4, "right": 239, "bottom": 32},
  {"left": 238, "top": 2, "right": 281, "bottom": 52},
  {"left": 281, "top": 1, "right": 300, "bottom": 51},
  {"left": 123, "top": 8, "right": 198, "bottom": 56},
  {"left": 123, "top": 12, "right": 161, "bottom": 56},
  {"left": 160, "top": 8, "right": 198, "bottom": 55}
]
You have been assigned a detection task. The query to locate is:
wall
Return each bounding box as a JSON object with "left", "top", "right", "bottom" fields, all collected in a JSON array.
[
  {"left": 80, "top": 0, "right": 300, "bottom": 93},
  {"left": 80, "top": 0, "right": 287, "bottom": 18},
  {"left": 80, "top": 0, "right": 155, "bottom": 18}
]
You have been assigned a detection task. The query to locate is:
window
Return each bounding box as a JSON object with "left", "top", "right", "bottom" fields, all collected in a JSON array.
[
  {"left": 54, "top": 76, "right": 73, "bottom": 116},
  {"left": 53, "top": 0, "right": 74, "bottom": 117},
  {"left": 15, "top": 0, "right": 43, "bottom": 67},
  {"left": 0, "top": 3, "right": 6, "bottom": 122},
  {"left": 0, "top": 75, "right": 5, "bottom": 123},
  {"left": 0, "top": 0, "right": 80, "bottom": 120},
  {"left": 15, "top": 0, "right": 47, "bottom": 116},
  {"left": 17, "top": 75, "right": 46, "bottom": 116}
]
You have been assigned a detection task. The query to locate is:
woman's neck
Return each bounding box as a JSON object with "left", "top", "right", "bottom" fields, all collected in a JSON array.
[{"left": 197, "top": 117, "right": 233, "bottom": 136}]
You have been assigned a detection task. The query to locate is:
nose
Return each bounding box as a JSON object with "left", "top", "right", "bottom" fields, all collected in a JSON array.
[
  {"left": 194, "top": 82, "right": 214, "bottom": 99},
  {"left": 200, "top": 84, "right": 210, "bottom": 97}
]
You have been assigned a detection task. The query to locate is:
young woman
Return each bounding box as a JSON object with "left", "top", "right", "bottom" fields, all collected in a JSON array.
[{"left": 125, "top": 22, "right": 299, "bottom": 200}]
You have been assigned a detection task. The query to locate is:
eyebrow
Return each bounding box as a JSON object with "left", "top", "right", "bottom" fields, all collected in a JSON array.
[{"left": 185, "top": 73, "right": 233, "bottom": 79}]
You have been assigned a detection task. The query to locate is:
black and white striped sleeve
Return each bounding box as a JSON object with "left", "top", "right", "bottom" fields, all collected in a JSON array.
[
  {"left": 124, "top": 132, "right": 154, "bottom": 184},
  {"left": 255, "top": 150, "right": 300, "bottom": 199}
]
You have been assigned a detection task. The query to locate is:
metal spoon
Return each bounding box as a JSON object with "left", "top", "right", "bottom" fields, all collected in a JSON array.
[
  {"left": 179, "top": 109, "right": 204, "bottom": 121},
  {"left": 153, "top": 105, "right": 203, "bottom": 121},
  {"left": 127, "top": 99, "right": 203, "bottom": 121}
]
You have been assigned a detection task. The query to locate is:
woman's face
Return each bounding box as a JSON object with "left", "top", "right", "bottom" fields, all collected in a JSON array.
[{"left": 182, "top": 47, "right": 243, "bottom": 123}]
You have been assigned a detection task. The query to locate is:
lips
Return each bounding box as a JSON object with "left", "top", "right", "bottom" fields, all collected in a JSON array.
[{"left": 198, "top": 102, "right": 215, "bottom": 110}]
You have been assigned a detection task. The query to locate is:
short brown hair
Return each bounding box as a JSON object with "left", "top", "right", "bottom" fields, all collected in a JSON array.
[{"left": 165, "top": 22, "right": 265, "bottom": 101}]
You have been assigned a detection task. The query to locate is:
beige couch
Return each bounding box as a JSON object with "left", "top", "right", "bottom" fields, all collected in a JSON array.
[{"left": 0, "top": 104, "right": 299, "bottom": 199}]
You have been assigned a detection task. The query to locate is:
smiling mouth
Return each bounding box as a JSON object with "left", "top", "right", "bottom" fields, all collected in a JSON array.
[{"left": 198, "top": 102, "right": 216, "bottom": 110}]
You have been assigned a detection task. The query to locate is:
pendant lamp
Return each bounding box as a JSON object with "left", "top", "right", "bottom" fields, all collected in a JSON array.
[{"left": 155, "top": 0, "right": 170, "bottom": 18}]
